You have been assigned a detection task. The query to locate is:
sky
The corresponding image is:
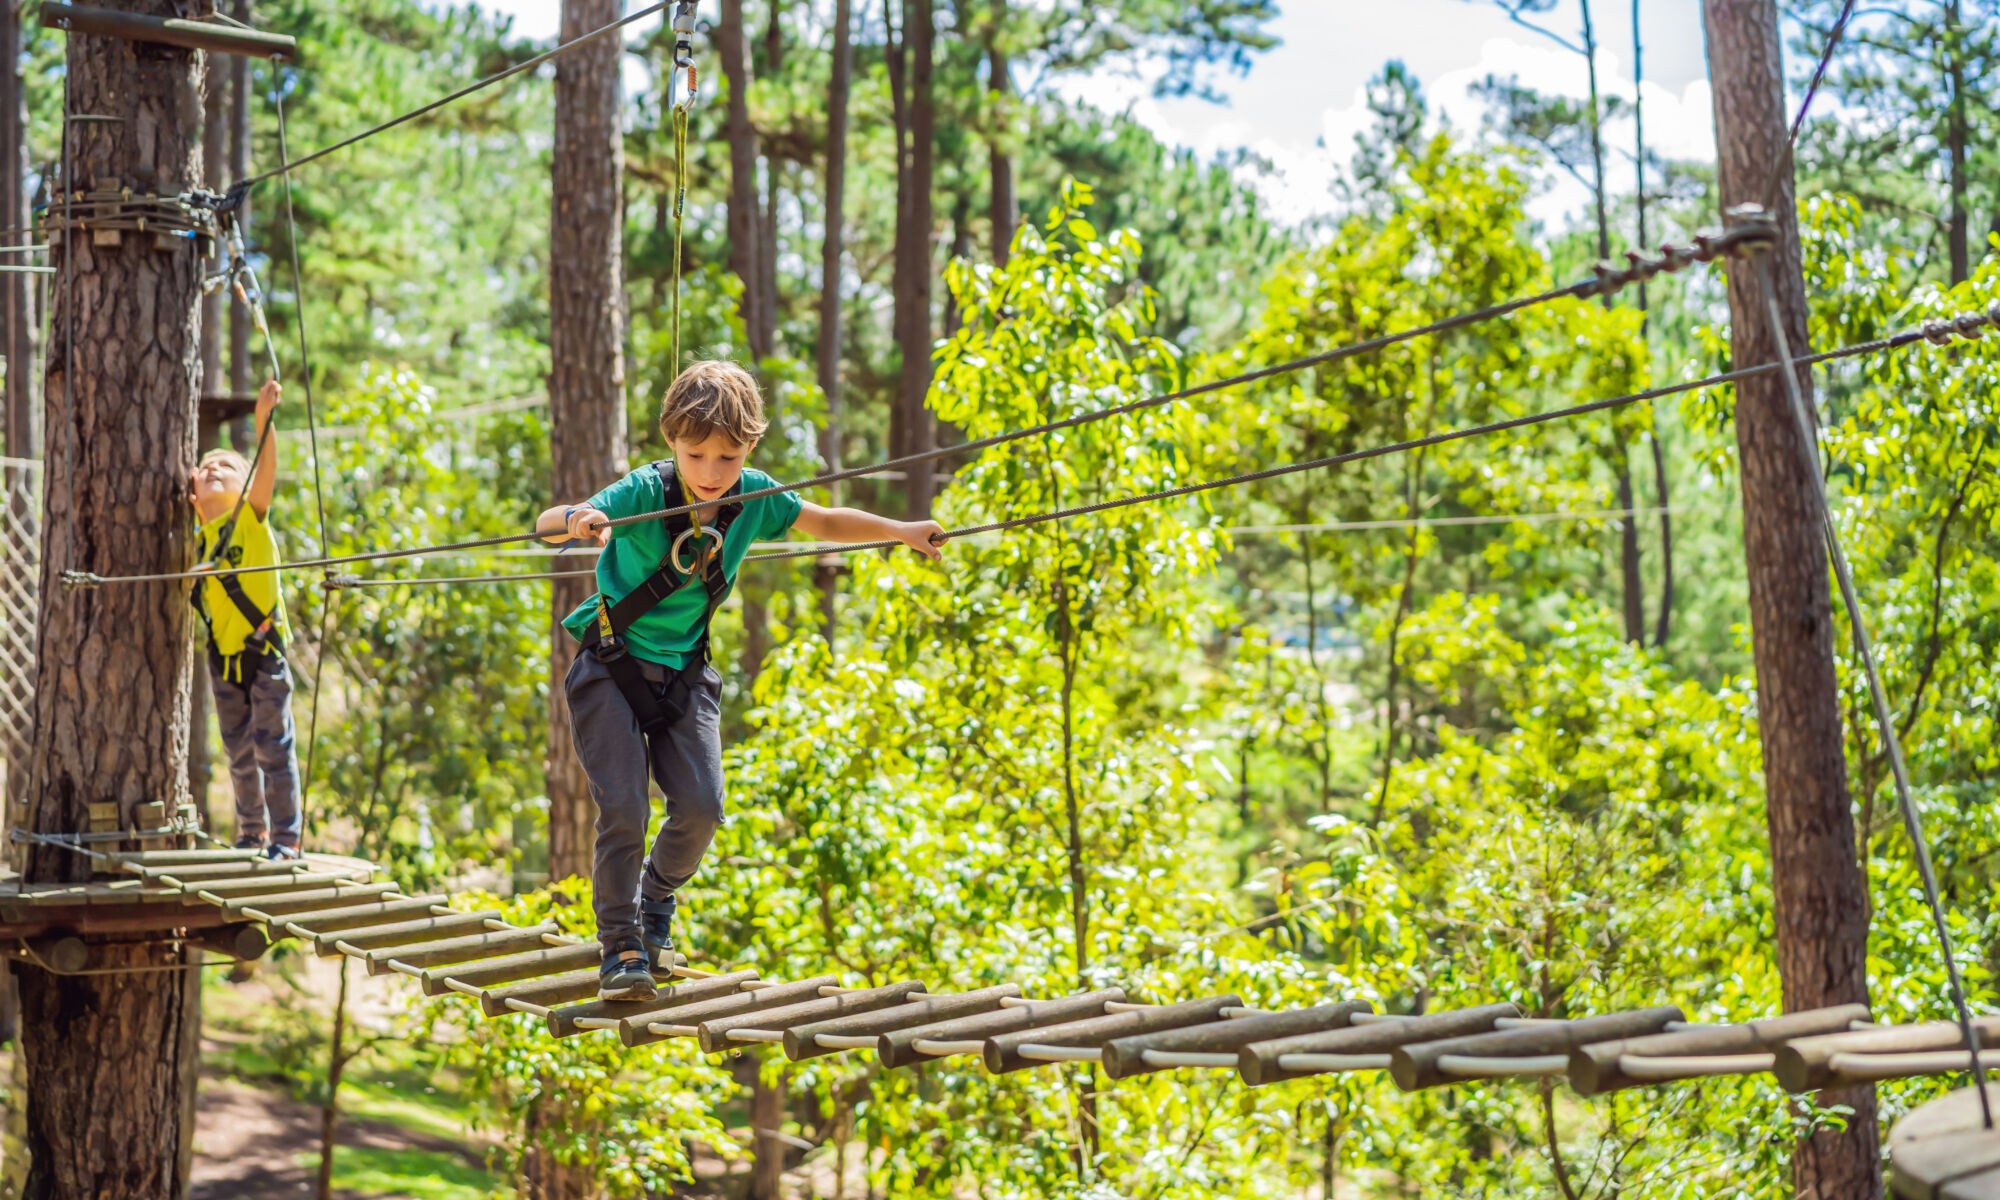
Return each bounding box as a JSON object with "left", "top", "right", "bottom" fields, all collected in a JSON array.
[{"left": 470, "top": 0, "right": 1724, "bottom": 230}]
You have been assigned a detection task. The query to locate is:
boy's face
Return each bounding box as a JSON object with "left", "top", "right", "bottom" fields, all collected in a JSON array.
[
  {"left": 191, "top": 451, "right": 248, "bottom": 506},
  {"left": 669, "top": 431, "right": 757, "bottom": 503}
]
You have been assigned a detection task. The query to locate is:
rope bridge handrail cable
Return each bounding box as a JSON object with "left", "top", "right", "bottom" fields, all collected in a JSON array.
[
  {"left": 60, "top": 220, "right": 1788, "bottom": 590},
  {"left": 57, "top": 297, "right": 2000, "bottom": 587}
]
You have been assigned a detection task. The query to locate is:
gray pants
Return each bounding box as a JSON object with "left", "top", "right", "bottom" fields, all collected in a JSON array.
[
  {"left": 208, "top": 653, "right": 303, "bottom": 849},
  {"left": 564, "top": 651, "right": 725, "bottom": 953}
]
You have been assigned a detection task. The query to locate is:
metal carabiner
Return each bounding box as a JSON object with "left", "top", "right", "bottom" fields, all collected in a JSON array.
[
  {"left": 671, "top": 524, "right": 725, "bottom": 575},
  {"left": 670, "top": 0, "right": 699, "bottom": 111}
]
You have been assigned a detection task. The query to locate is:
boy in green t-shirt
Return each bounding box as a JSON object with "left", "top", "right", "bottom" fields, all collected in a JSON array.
[
  {"left": 190, "top": 379, "right": 303, "bottom": 860},
  {"left": 538, "top": 360, "right": 945, "bottom": 1000}
]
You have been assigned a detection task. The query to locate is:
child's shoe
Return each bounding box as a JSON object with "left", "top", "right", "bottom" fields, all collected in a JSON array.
[
  {"left": 641, "top": 897, "right": 676, "bottom": 969},
  {"left": 599, "top": 945, "right": 657, "bottom": 1002},
  {"left": 234, "top": 834, "right": 264, "bottom": 851},
  {"left": 266, "top": 843, "right": 301, "bottom": 862}
]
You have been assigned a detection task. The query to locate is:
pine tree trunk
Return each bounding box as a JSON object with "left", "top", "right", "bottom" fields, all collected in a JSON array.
[
  {"left": 1704, "top": 5, "right": 1878, "bottom": 1197},
  {"left": 892, "top": 0, "right": 936, "bottom": 519},
  {"left": 815, "top": 0, "right": 854, "bottom": 645},
  {"left": 987, "top": 0, "right": 1014, "bottom": 266},
  {"left": 20, "top": 9, "right": 206, "bottom": 1195},
  {"left": 226, "top": 0, "right": 251, "bottom": 452},
  {"left": 546, "top": 0, "right": 629, "bottom": 887},
  {"left": 720, "top": 0, "right": 766, "bottom": 360},
  {"left": 1945, "top": 0, "right": 1969, "bottom": 286}
]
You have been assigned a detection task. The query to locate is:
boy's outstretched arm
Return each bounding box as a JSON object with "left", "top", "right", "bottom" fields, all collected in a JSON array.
[
  {"left": 795, "top": 502, "right": 946, "bottom": 561},
  {"left": 247, "top": 380, "right": 281, "bottom": 519}
]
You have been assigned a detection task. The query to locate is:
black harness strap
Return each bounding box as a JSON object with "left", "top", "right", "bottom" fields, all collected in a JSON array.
[{"left": 577, "top": 461, "right": 742, "bottom": 735}]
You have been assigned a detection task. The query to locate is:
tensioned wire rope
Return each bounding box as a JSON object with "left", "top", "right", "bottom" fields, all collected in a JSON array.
[
  {"left": 58, "top": 219, "right": 1783, "bottom": 590},
  {"left": 55, "top": 295, "right": 2000, "bottom": 587}
]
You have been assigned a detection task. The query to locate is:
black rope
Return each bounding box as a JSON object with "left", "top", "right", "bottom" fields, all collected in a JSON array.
[
  {"left": 1747, "top": 252, "right": 1993, "bottom": 1128},
  {"left": 230, "top": 2, "right": 670, "bottom": 191},
  {"left": 273, "top": 67, "right": 336, "bottom": 843},
  {"left": 60, "top": 220, "right": 1783, "bottom": 588},
  {"left": 742, "top": 303, "right": 2000, "bottom": 563}
]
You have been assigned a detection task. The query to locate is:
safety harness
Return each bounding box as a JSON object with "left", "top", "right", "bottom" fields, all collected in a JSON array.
[
  {"left": 576, "top": 460, "right": 742, "bottom": 735},
  {"left": 194, "top": 521, "right": 283, "bottom": 686}
]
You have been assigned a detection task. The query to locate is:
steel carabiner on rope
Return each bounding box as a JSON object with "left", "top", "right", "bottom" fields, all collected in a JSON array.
[{"left": 670, "top": 0, "right": 700, "bottom": 111}]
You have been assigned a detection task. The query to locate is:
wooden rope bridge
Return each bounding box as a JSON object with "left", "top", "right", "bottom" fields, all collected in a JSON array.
[{"left": 2, "top": 846, "right": 1988, "bottom": 1196}]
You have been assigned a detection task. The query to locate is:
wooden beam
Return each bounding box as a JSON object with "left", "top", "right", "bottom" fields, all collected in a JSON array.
[{"left": 41, "top": 4, "right": 295, "bottom": 61}]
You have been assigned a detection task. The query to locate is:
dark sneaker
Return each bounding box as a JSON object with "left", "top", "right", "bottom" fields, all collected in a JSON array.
[
  {"left": 265, "top": 843, "right": 301, "bottom": 862},
  {"left": 234, "top": 834, "right": 264, "bottom": 851},
  {"left": 641, "top": 897, "right": 676, "bottom": 969},
  {"left": 599, "top": 946, "right": 657, "bottom": 1002}
]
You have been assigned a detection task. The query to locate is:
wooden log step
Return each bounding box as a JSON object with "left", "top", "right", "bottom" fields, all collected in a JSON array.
[
  {"left": 879, "top": 988, "right": 1126, "bottom": 1070},
  {"left": 1887, "top": 1084, "right": 2000, "bottom": 1200},
  {"left": 624, "top": 975, "right": 845, "bottom": 1048},
  {"left": 785, "top": 984, "right": 1024, "bottom": 1061},
  {"left": 697, "top": 982, "right": 928, "bottom": 1053},
  {"left": 191, "top": 872, "right": 351, "bottom": 898},
  {"left": 1391, "top": 1006, "right": 1684, "bottom": 1091},
  {"left": 145, "top": 860, "right": 315, "bottom": 883},
  {"left": 475, "top": 955, "right": 696, "bottom": 1019},
  {"left": 547, "top": 968, "right": 762, "bottom": 1038},
  {"left": 360, "top": 924, "right": 564, "bottom": 976},
  {"left": 265, "top": 896, "right": 448, "bottom": 937},
  {"left": 1570, "top": 1003, "right": 1869, "bottom": 1095},
  {"left": 1238, "top": 1003, "right": 1521, "bottom": 1086},
  {"left": 222, "top": 883, "right": 398, "bottom": 916},
  {"left": 421, "top": 942, "right": 603, "bottom": 995},
  {"left": 985, "top": 995, "right": 1242, "bottom": 1075},
  {"left": 1777, "top": 1018, "right": 2000, "bottom": 1093},
  {"left": 306, "top": 909, "right": 498, "bottom": 956},
  {"left": 1101, "top": 999, "right": 1373, "bottom": 1080},
  {"left": 110, "top": 849, "right": 262, "bottom": 866}
]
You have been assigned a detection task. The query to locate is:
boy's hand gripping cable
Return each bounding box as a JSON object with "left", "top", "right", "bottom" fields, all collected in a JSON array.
[{"left": 60, "top": 215, "right": 1839, "bottom": 591}]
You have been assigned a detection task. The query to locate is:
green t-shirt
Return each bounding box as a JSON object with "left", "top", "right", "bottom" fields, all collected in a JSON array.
[{"left": 561, "top": 463, "right": 803, "bottom": 668}]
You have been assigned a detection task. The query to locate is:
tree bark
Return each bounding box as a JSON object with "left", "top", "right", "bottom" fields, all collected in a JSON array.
[
  {"left": 1704, "top": 4, "right": 1878, "bottom": 1197},
  {"left": 750, "top": 1064, "right": 787, "bottom": 1200},
  {"left": 21, "top": 9, "right": 206, "bottom": 1195},
  {"left": 546, "top": 0, "right": 629, "bottom": 884},
  {"left": 719, "top": 0, "right": 767, "bottom": 360},
  {"left": 816, "top": 0, "right": 854, "bottom": 646},
  {"left": 987, "top": 0, "right": 1014, "bottom": 266},
  {"left": 1945, "top": 0, "right": 1969, "bottom": 286},
  {"left": 315, "top": 958, "right": 350, "bottom": 1200},
  {"left": 1, "top": 0, "right": 33, "bottom": 469},
  {"left": 757, "top": 2, "right": 784, "bottom": 356},
  {"left": 890, "top": 0, "right": 936, "bottom": 519},
  {"left": 192, "top": 40, "right": 224, "bottom": 820},
  {"left": 1633, "top": 0, "right": 1674, "bottom": 649}
]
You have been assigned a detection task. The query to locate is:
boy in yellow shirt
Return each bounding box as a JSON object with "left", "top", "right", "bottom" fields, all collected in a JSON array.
[{"left": 189, "top": 380, "right": 302, "bottom": 859}]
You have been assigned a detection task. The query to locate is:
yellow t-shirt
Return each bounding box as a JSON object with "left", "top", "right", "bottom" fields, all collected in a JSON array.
[{"left": 194, "top": 506, "right": 288, "bottom": 657}]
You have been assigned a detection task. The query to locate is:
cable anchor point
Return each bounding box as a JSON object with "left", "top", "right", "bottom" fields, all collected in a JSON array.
[
  {"left": 61, "top": 569, "right": 103, "bottom": 588},
  {"left": 671, "top": 0, "right": 700, "bottom": 111}
]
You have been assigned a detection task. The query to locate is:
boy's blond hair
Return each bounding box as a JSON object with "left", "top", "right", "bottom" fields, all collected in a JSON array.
[
  {"left": 658, "top": 360, "right": 768, "bottom": 447},
  {"left": 198, "top": 447, "right": 250, "bottom": 476}
]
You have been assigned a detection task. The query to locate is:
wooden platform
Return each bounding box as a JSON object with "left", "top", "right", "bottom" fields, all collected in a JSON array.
[
  {"left": 1890, "top": 1085, "right": 2000, "bottom": 1199},
  {"left": 0, "top": 851, "right": 377, "bottom": 938}
]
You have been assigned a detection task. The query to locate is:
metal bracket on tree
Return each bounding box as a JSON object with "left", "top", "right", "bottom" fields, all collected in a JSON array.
[{"left": 39, "top": 177, "right": 219, "bottom": 253}]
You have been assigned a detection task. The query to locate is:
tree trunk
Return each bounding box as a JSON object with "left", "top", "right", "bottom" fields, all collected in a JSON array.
[
  {"left": 316, "top": 958, "right": 351, "bottom": 1200},
  {"left": 987, "top": 0, "right": 1014, "bottom": 266},
  {"left": 1945, "top": 0, "right": 1969, "bottom": 286},
  {"left": 719, "top": 0, "right": 766, "bottom": 361},
  {"left": 1704, "top": 5, "right": 1878, "bottom": 1197},
  {"left": 1633, "top": 0, "right": 1675, "bottom": 649},
  {"left": 891, "top": 0, "right": 936, "bottom": 519},
  {"left": 757, "top": 3, "right": 783, "bottom": 356},
  {"left": 545, "top": 0, "right": 630, "bottom": 887},
  {"left": 20, "top": 9, "right": 206, "bottom": 1195},
  {"left": 750, "top": 1063, "right": 787, "bottom": 1200},
  {"left": 192, "top": 45, "right": 224, "bottom": 820},
  {"left": 816, "top": 0, "right": 854, "bottom": 647},
  {"left": 1, "top": 0, "right": 32, "bottom": 468}
]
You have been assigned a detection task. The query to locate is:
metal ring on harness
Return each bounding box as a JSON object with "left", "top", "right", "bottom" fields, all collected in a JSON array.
[{"left": 671, "top": 524, "right": 724, "bottom": 575}]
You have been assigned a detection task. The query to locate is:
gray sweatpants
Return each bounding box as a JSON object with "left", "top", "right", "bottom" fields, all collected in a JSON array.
[
  {"left": 564, "top": 651, "right": 725, "bottom": 953},
  {"left": 208, "top": 653, "right": 303, "bottom": 849}
]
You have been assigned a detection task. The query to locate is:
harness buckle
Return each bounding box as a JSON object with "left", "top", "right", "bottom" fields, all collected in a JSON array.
[{"left": 670, "top": 524, "right": 725, "bottom": 576}]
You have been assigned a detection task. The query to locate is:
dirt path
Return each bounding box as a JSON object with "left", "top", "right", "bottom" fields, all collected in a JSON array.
[{"left": 192, "top": 1075, "right": 486, "bottom": 1200}]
